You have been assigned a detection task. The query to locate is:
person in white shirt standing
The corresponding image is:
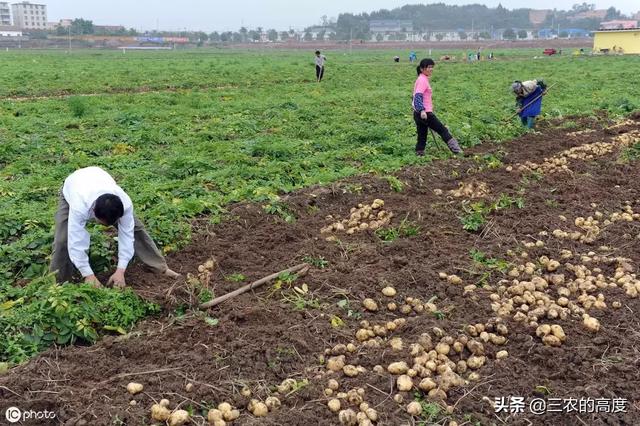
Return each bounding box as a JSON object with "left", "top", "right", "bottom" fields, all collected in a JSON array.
[
  {"left": 315, "top": 50, "right": 326, "bottom": 82},
  {"left": 49, "top": 166, "right": 180, "bottom": 288}
]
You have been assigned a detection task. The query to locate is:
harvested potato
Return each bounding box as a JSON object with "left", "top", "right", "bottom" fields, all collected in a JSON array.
[
  {"left": 397, "top": 375, "right": 413, "bottom": 391},
  {"left": 343, "top": 365, "right": 359, "bottom": 377},
  {"left": 550, "top": 325, "right": 566, "bottom": 341},
  {"left": 583, "top": 315, "right": 601, "bottom": 332},
  {"left": 218, "top": 402, "right": 232, "bottom": 413},
  {"left": 542, "top": 335, "right": 562, "bottom": 346},
  {"left": 241, "top": 387, "right": 252, "bottom": 397},
  {"left": 327, "top": 355, "right": 346, "bottom": 372},
  {"left": 387, "top": 361, "right": 409, "bottom": 375},
  {"left": 265, "top": 396, "right": 281, "bottom": 410},
  {"left": 251, "top": 402, "right": 269, "bottom": 417},
  {"left": 466, "top": 356, "right": 486, "bottom": 369},
  {"left": 496, "top": 350, "right": 508, "bottom": 360},
  {"left": 328, "top": 399, "right": 341, "bottom": 413},
  {"left": 328, "top": 379, "right": 340, "bottom": 391},
  {"left": 151, "top": 404, "right": 171, "bottom": 422},
  {"left": 447, "top": 275, "right": 462, "bottom": 285},
  {"left": 339, "top": 409, "right": 358, "bottom": 425},
  {"left": 168, "top": 410, "right": 190, "bottom": 426},
  {"left": 418, "top": 378, "right": 437, "bottom": 391},
  {"left": 382, "top": 286, "right": 397, "bottom": 297},
  {"left": 126, "top": 382, "right": 143, "bottom": 395},
  {"left": 389, "top": 338, "right": 404, "bottom": 351},
  {"left": 407, "top": 401, "right": 422, "bottom": 416},
  {"left": 224, "top": 410, "right": 240, "bottom": 422},
  {"left": 159, "top": 399, "right": 171, "bottom": 408},
  {"left": 207, "top": 409, "right": 223, "bottom": 422}
]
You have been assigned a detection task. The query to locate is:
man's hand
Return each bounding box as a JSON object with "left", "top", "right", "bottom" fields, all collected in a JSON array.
[
  {"left": 107, "top": 268, "right": 127, "bottom": 289},
  {"left": 84, "top": 275, "right": 102, "bottom": 288},
  {"left": 420, "top": 111, "right": 428, "bottom": 120}
]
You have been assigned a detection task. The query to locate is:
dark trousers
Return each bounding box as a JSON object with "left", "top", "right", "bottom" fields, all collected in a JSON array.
[
  {"left": 316, "top": 65, "right": 324, "bottom": 81},
  {"left": 413, "top": 111, "right": 452, "bottom": 152}
]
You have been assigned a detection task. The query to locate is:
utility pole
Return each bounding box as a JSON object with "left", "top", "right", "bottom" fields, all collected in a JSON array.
[
  {"left": 68, "top": 25, "right": 71, "bottom": 53},
  {"left": 349, "top": 27, "right": 353, "bottom": 54}
]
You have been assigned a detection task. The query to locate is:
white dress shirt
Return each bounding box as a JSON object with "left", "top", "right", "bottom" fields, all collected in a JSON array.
[{"left": 62, "top": 167, "right": 135, "bottom": 277}]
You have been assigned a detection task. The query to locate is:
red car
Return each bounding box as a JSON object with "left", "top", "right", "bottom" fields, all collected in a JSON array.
[{"left": 543, "top": 48, "right": 557, "bottom": 56}]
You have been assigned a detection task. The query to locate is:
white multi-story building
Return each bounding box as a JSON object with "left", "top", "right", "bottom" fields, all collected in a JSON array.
[
  {"left": 0, "top": 2, "right": 11, "bottom": 25},
  {"left": 11, "top": 1, "right": 47, "bottom": 29}
]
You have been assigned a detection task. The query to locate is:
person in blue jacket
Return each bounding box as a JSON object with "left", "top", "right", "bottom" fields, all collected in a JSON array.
[{"left": 511, "top": 80, "right": 546, "bottom": 129}]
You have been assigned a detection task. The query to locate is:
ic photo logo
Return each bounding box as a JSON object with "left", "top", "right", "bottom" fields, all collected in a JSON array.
[
  {"left": 4, "top": 407, "right": 21, "bottom": 423},
  {"left": 4, "top": 406, "right": 57, "bottom": 424}
]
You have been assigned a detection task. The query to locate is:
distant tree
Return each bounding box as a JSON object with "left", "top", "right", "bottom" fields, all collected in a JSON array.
[
  {"left": 267, "top": 29, "right": 278, "bottom": 41},
  {"left": 303, "top": 31, "right": 313, "bottom": 41},
  {"left": 435, "top": 33, "right": 444, "bottom": 41},
  {"left": 321, "top": 15, "right": 329, "bottom": 26},
  {"left": 458, "top": 31, "right": 467, "bottom": 40},
  {"left": 55, "top": 25, "right": 67, "bottom": 36},
  {"left": 232, "top": 32, "right": 242, "bottom": 42},
  {"left": 70, "top": 18, "right": 94, "bottom": 35},
  {"left": 502, "top": 28, "right": 516, "bottom": 39},
  {"left": 220, "top": 31, "right": 232, "bottom": 42},
  {"left": 518, "top": 29, "right": 528, "bottom": 39},
  {"left": 559, "top": 30, "right": 569, "bottom": 38},
  {"left": 248, "top": 30, "right": 260, "bottom": 41},
  {"left": 128, "top": 28, "right": 138, "bottom": 36},
  {"left": 572, "top": 2, "right": 595, "bottom": 13},
  {"left": 376, "top": 33, "right": 384, "bottom": 42},
  {"left": 396, "top": 32, "right": 407, "bottom": 41},
  {"left": 210, "top": 31, "right": 220, "bottom": 42},
  {"left": 239, "top": 26, "right": 248, "bottom": 41},
  {"left": 605, "top": 7, "right": 621, "bottom": 20},
  {"left": 328, "top": 32, "right": 337, "bottom": 40},
  {"left": 280, "top": 31, "right": 289, "bottom": 41},
  {"left": 479, "top": 31, "right": 491, "bottom": 39},
  {"left": 195, "top": 31, "right": 208, "bottom": 42},
  {"left": 316, "top": 30, "right": 326, "bottom": 41}
]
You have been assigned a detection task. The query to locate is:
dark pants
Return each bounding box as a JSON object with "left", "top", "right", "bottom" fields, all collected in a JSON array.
[
  {"left": 413, "top": 111, "right": 453, "bottom": 152},
  {"left": 316, "top": 65, "right": 324, "bottom": 81}
]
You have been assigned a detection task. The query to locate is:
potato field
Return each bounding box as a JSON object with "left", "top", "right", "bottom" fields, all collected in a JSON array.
[{"left": 1, "top": 49, "right": 640, "bottom": 425}]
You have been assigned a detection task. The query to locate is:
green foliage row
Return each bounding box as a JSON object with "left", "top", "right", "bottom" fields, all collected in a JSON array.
[{"left": 0, "top": 274, "right": 158, "bottom": 363}]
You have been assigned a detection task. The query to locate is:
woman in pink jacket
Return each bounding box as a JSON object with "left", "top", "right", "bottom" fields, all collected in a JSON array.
[{"left": 412, "top": 58, "right": 462, "bottom": 156}]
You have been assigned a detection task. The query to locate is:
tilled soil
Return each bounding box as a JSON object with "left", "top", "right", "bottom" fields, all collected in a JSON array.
[{"left": 2, "top": 114, "right": 640, "bottom": 426}]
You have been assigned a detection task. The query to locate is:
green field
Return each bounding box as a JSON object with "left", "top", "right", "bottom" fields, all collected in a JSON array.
[{"left": 1, "top": 49, "right": 639, "bottom": 363}]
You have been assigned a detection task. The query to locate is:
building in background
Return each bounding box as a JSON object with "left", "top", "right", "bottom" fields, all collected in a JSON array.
[
  {"left": 11, "top": 1, "right": 47, "bottom": 29},
  {"left": 593, "top": 27, "right": 640, "bottom": 54},
  {"left": 0, "top": 25, "right": 21, "bottom": 36},
  {"left": 0, "top": 2, "right": 11, "bottom": 25},
  {"left": 599, "top": 20, "right": 638, "bottom": 30}
]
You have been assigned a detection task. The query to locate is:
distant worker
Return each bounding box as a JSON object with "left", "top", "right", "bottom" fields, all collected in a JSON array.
[
  {"left": 315, "top": 50, "right": 326, "bottom": 82},
  {"left": 476, "top": 48, "right": 481, "bottom": 61},
  {"left": 49, "top": 166, "right": 180, "bottom": 288},
  {"left": 412, "top": 58, "right": 462, "bottom": 156},
  {"left": 409, "top": 51, "right": 417, "bottom": 63},
  {"left": 511, "top": 79, "right": 547, "bottom": 129},
  {"left": 394, "top": 55, "right": 400, "bottom": 63}
]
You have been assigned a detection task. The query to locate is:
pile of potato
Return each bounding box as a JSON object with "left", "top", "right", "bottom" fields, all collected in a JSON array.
[
  {"left": 149, "top": 399, "right": 191, "bottom": 426},
  {"left": 321, "top": 199, "right": 393, "bottom": 237},
  {"left": 207, "top": 402, "right": 241, "bottom": 425},
  {"left": 512, "top": 129, "right": 640, "bottom": 175},
  {"left": 187, "top": 258, "right": 217, "bottom": 287},
  {"left": 449, "top": 181, "right": 489, "bottom": 199}
]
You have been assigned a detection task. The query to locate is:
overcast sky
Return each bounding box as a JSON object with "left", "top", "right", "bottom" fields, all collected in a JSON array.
[{"left": 43, "top": 0, "right": 639, "bottom": 32}]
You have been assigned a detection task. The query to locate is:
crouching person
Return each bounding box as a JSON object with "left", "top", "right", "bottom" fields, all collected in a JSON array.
[
  {"left": 49, "top": 166, "right": 180, "bottom": 288},
  {"left": 511, "top": 79, "right": 546, "bottom": 129}
]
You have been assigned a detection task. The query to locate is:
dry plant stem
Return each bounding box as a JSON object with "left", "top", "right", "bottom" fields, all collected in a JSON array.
[{"left": 200, "top": 263, "right": 309, "bottom": 309}]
